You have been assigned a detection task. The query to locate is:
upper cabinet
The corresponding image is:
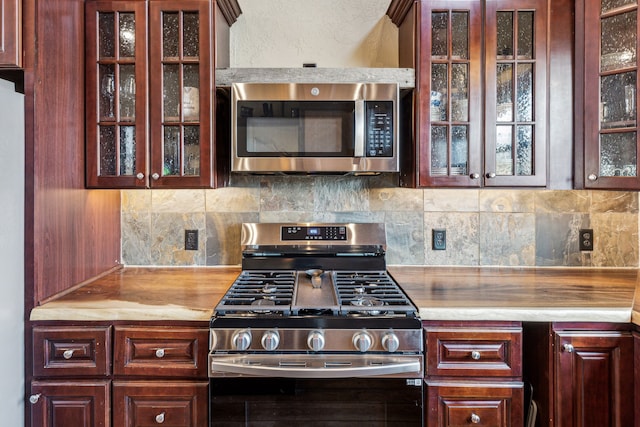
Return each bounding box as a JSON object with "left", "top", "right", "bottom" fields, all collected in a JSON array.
[
  {"left": 578, "top": 0, "right": 640, "bottom": 189},
  {"left": 0, "top": 0, "right": 21, "bottom": 68},
  {"left": 85, "top": 0, "right": 218, "bottom": 189},
  {"left": 414, "top": 0, "right": 548, "bottom": 188}
]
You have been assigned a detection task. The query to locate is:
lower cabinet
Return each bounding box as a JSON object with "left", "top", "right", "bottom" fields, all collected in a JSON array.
[
  {"left": 424, "top": 321, "right": 524, "bottom": 427},
  {"left": 29, "top": 322, "right": 210, "bottom": 427},
  {"left": 523, "top": 322, "right": 635, "bottom": 427}
]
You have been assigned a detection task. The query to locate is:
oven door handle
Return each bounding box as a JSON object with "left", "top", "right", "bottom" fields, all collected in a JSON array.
[{"left": 209, "top": 355, "right": 422, "bottom": 378}]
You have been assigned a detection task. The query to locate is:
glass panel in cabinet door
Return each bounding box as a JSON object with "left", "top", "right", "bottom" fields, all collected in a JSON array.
[
  {"left": 163, "top": 126, "right": 181, "bottom": 176},
  {"left": 119, "top": 64, "right": 136, "bottom": 121},
  {"left": 119, "top": 12, "right": 136, "bottom": 58},
  {"left": 99, "top": 12, "right": 115, "bottom": 58},
  {"left": 183, "top": 64, "right": 200, "bottom": 122},
  {"left": 431, "top": 12, "right": 448, "bottom": 58},
  {"left": 431, "top": 63, "right": 448, "bottom": 122},
  {"left": 452, "top": 63, "right": 469, "bottom": 122},
  {"left": 496, "top": 125, "right": 514, "bottom": 175},
  {"left": 431, "top": 126, "right": 448, "bottom": 175},
  {"left": 163, "top": 64, "right": 180, "bottom": 122},
  {"left": 99, "top": 125, "right": 117, "bottom": 176},
  {"left": 601, "top": 11, "right": 637, "bottom": 72},
  {"left": 517, "top": 11, "right": 534, "bottom": 59},
  {"left": 184, "top": 126, "right": 201, "bottom": 176},
  {"left": 120, "top": 126, "right": 136, "bottom": 176},
  {"left": 497, "top": 11, "right": 514, "bottom": 58},
  {"left": 600, "top": 132, "right": 638, "bottom": 176},
  {"left": 451, "top": 125, "right": 469, "bottom": 175},
  {"left": 517, "top": 64, "right": 533, "bottom": 122},
  {"left": 183, "top": 12, "right": 200, "bottom": 58},
  {"left": 451, "top": 12, "right": 469, "bottom": 60},
  {"left": 516, "top": 125, "right": 533, "bottom": 175},
  {"left": 163, "top": 12, "right": 180, "bottom": 59},
  {"left": 99, "top": 64, "right": 116, "bottom": 120},
  {"left": 602, "top": 0, "right": 638, "bottom": 14},
  {"left": 497, "top": 64, "right": 514, "bottom": 122},
  {"left": 601, "top": 71, "right": 637, "bottom": 128}
]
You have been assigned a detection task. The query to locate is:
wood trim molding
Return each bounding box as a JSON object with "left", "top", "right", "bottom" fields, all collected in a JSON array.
[
  {"left": 386, "top": 0, "right": 414, "bottom": 26},
  {"left": 217, "top": 0, "right": 242, "bottom": 26}
]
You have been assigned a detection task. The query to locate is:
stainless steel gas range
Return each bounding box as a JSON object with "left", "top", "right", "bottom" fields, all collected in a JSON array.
[{"left": 208, "top": 223, "right": 423, "bottom": 426}]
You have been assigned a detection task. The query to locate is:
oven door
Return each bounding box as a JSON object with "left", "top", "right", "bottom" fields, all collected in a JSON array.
[{"left": 210, "top": 377, "right": 423, "bottom": 426}]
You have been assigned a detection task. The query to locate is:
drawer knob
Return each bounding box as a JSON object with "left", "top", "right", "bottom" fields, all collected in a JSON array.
[
  {"left": 471, "top": 350, "right": 481, "bottom": 360},
  {"left": 155, "top": 412, "right": 165, "bottom": 423},
  {"left": 29, "top": 394, "right": 41, "bottom": 404},
  {"left": 136, "top": 172, "right": 145, "bottom": 180},
  {"left": 470, "top": 413, "right": 481, "bottom": 424},
  {"left": 155, "top": 348, "right": 166, "bottom": 358},
  {"left": 62, "top": 349, "right": 74, "bottom": 360},
  {"left": 152, "top": 173, "right": 160, "bottom": 181},
  {"left": 562, "top": 343, "right": 575, "bottom": 353}
]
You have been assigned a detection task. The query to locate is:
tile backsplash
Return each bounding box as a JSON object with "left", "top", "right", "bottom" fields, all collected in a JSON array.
[{"left": 121, "top": 175, "right": 639, "bottom": 267}]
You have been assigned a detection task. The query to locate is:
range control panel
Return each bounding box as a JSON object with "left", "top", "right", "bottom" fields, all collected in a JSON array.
[
  {"left": 365, "top": 101, "right": 394, "bottom": 157},
  {"left": 282, "top": 225, "right": 348, "bottom": 241}
]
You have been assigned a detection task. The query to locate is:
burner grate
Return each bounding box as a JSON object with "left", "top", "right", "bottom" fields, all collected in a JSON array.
[
  {"left": 215, "top": 270, "right": 295, "bottom": 315},
  {"left": 334, "top": 271, "right": 417, "bottom": 316}
]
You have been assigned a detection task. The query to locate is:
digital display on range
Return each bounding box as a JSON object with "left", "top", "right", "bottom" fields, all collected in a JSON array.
[{"left": 282, "top": 226, "right": 347, "bottom": 240}]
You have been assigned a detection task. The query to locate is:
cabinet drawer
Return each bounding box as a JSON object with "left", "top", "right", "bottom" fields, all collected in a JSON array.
[
  {"left": 426, "top": 381, "right": 524, "bottom": 427},
  {"left": 114, "top": 326, "right": 209, "bottom": 378},
  {"left": 112, "top": 380, "right": 208, "bottom": 427},
  {"left": 425, "top": 323, "right": 522, "bottom": 377},
  {"left": 32, "top": 326, "right": 111, "bottom": 377}
]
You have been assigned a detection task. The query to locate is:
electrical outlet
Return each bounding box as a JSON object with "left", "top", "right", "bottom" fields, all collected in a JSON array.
[
  {"left": 579, "top": 229, "right": 593, "bottom": 251},
  {"left": 432, "top": 229, "right": 446, "bottom": 250},
  {"left": 185, "top": 229, "right": 199, "bottom": 251}
]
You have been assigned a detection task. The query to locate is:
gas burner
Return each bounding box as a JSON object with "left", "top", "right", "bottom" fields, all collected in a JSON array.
[{"left": 350, "top": 295, "right": 387, "bottom": 316}]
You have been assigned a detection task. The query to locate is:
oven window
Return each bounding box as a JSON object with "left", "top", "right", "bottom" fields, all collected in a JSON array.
[
  {"left": 210, "top": 378, "right": 423, "bottom": 426},
  {"left": 237, "top": 101, "right": 355, "bottom": 157}
]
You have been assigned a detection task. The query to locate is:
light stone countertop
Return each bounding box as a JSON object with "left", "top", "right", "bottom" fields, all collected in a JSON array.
[{"left": 30, "top": 266, "right": 640, "bottom": 325}]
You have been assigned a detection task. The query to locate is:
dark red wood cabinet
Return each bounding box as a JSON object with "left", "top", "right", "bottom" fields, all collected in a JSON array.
[{"left": 0, "top": 0, "right": 21, "bottom": 67}]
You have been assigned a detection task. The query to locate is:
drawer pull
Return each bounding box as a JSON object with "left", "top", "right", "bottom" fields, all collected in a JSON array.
[
  {"left": 155, "top": 348, "right": 165, "bottom": 358},
  {"left": 62, "top": 349, "right": 74, "bottom": 359},
  {"left": 470, "top": 413, "right": 481, "bottom": 424},
  {"left": 562, "top": 343, "right": 575, "bottom": 353},
  {"left": 470, "top": 350, "right": 481, "bottom": 360},
  {"left": 155, "top": 412, "right": 165, "bottom": 423},
  {"left": 29, "top": 394, "right": 41, "bottom": 404}
]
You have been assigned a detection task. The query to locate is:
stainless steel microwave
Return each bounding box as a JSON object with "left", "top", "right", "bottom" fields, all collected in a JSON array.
[{"left": 231, "top": 82, "right": 399, "bottom": 174}]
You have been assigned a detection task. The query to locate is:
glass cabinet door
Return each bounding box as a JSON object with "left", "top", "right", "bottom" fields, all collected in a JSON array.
[
  {"left": 86, "top": 1, "right": 148, "bottom": 188},
  {"left": 418, "top": 0, "right": 483, "bottom": 187},
  {"left": 484, "top": 0, "right": 547, "bottom": 186},
  {"left": 584, "top": 0, "right": 640, "bottom": 188},
  {"left": 149, "top": 0, "right": 212, "bottom": 188}
]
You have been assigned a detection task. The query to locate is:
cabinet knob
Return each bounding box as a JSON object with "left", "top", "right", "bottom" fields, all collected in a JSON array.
[
  {"left": 471, "top": 350, "right": 481, "bottom": 360},
  {"left": 151, "top": 173, "right": 160, "bottom": 180},
  {"left": 562, "top": 343, "right": 575, "bottom": 353},
  {"left": 470, "top": 413, "right": 481, "bottom": 424},
  {"left": 155, "top": 412, "right": 166, "bottom": 423},
  {"left": 62, "top": 349, "right": 74, "bottom": 360},
  {"left": 29, "top": 393, "right": 41, "bottom": 404},
  {"left": 588, "top": 174, "right": 598, "bottom": 181},
  {"left": 486, "top": 172, "right": 496, "bottom": 179},
  {"left": 136, "top": 172, "right": 145, "bottom": 180},
  {"left": 155, "top": 348, "right": 165, "bottom": 358},
  {"left": 470, "top": 173, "right": 480, "bottom": 179}
]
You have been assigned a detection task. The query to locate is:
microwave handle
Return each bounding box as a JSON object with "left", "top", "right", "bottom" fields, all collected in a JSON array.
[{"left": 354, "top": 100, "right": 365, "bottom": 158}]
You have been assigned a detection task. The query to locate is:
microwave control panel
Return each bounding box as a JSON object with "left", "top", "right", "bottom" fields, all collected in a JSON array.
[{"left": 365, "top": 101, "right": 394, "bottom": 157}]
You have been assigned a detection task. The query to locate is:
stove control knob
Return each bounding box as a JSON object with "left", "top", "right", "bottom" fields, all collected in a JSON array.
[
  {"left": 261, "top": 330, "right": 280, "bottom": 351},
  {"left": 381, "top": 332, "right": 400, "bottom": 353},
  {"left": 352, "top": 331, "right": 373, "bottom": 352},
  {"left": 307, "top": 330, "right": 325, "bottom": 352},
  {"left": 232, "top": 329, "right": 252, "bottom": 351}
]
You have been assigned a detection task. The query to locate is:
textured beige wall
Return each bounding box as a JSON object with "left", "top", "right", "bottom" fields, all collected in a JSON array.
[{"left": 229, "top": 0, "right": 398, "bottom": 67}]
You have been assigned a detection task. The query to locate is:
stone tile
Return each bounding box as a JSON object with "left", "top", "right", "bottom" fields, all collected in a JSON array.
[
  {"left": 259, "top": 211, "right": 316, "bottom": 223},
  {"left": 121, "top": 211, "right": 152, "bottom": 265},
  {"left": 151, "top": 190, "right": 206, "bottom": 213},
  {"left": 384, "top": 211, "right": 424, "bottom": 265},
  {"left": 424, "top": 189, "right": 479, "bottom": 212},
  {"left": 479, "top": 213, "right": 535, "bottom": 266},
  {"left": 479, "top": 189, "right": 535, "bottom": 213},
  {"left": 205, "top": 186, "right": 260, "bottom": 212},
  {"left": 590, "top": 212, "right": 639, "bottom": 267},
  {"left": 313, "top": 176, "right": 370, "bottom": 212},
  {"left": 370, "top": 187, "right": 423, "bottom": 211},
  {"left": 590, "top": 190, "right": 639, "bottom": 213},
  {"left": 314, "top": 211, "right": 384, "bottom": 224},
  {"left": 535, "top": 213, "right": 590, "bottom": 266},
  {"left": 205, "top": 212, "right": 260, "bottom": 265},
  {"left": 121, "top": 190, "right": 151, "bottom": 213},
  {"left": 424, "top": 212, "right": 480, "bottom": 266},
  {"left": 534, "top": 190, "right": 590, "bottom": 213},
  {"left": 259, "top": 177, "right": 316, "bottom": 212},
  {"left": 150, "top": 212, "right": 207, "bottom": 266}
]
